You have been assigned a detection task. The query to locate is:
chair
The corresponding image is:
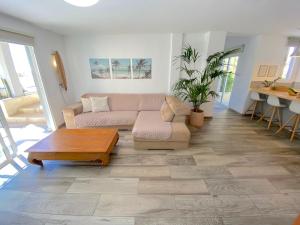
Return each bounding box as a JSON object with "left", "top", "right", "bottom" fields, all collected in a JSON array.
[
  {"left": 258, "top": 95, "right": 286, "bottom": 129},
  {"left": 249, "top": 91, "right": 265, "bottom": 120},
  {"left": 276, "top": 100, "right": 300, "bottom": 142}
]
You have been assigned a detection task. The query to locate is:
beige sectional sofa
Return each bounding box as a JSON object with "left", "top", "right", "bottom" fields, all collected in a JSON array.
[{"left": 62, "top": 93, "right": 191, "bottom": 149}]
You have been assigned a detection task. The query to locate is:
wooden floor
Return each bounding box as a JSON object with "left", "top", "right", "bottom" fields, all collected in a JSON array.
[{"left": 1, "top": 104, "right": 300, "bottom": 225}]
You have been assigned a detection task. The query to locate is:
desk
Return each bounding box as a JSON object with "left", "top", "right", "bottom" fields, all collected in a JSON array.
[
  {"left": 250, "top": 87, "right": 300, "bottom": 139},
  {"left": 250, "top": 87, "right": 300, "bottom": 103}
]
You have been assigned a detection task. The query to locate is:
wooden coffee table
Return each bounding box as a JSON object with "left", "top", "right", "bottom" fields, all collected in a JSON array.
[{"left": 26, "top": 128, "right": 119, "bottom": 166}]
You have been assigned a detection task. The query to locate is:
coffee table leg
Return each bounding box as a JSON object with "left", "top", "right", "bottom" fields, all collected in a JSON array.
[
  {"left": 28, "top": 153, "right": 43, "bottom": 167},
  {"left": 99, "top": 154, "right": 110, "bottom": 166}
]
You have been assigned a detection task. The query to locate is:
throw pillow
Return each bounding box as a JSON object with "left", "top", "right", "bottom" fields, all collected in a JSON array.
[
  {"left": 81, "top": 97, "right": 92, "bottom": 113},
  {"left": 91, "top": 96, "right": 110, "bottom": 112},
  {"left": 166, "top": 96, "right": 191, "bottom": 116},
  {"left": 160, "top": 101, "right": 175, "bottom": 122}
]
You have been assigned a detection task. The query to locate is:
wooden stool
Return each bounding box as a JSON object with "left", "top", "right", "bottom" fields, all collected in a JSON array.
[
  {"left": 276, "top": 100, "right": 300, "bottom": 142},
  {"left": 258, "top": 95, "right": 286, "bottom": 129},
  {"left": 249, "top": 91, "right": 265, "bottom": 120}
]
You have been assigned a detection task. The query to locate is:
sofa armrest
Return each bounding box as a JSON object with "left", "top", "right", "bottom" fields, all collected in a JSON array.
[{"left": 62, "top": 102, "right": 83, "bottom": 128}]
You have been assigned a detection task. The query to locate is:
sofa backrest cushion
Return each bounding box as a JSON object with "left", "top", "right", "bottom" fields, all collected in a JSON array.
[
  {"left": 82, "top": 93, "right": 166, "bottom": 111},
  {"left": 82, "top": 93, "right": 140, "bottom": 111},
  {"left": 138, "top": 94, "right": 166, "bottom": 111}
]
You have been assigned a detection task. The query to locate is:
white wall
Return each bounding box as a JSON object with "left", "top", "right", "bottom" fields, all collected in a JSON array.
[
  {"left": 226, "top": 34, "right": 288, "bottom": 114},
  {"left": 201, "top": 31, "right": 227, "bottom": 116},
  {"left": 0, "top": 13, "right": 70, "bottom": 128},
  {"left": 294, "top": 64, "right": 300, "bottom": 84},
  {"left": 64, "top": 34, "right": 172, "bottom": 101},
  {"left": 225, "top": 35, "right": 257, "bottom": 114},
  {"left": 251, "top": 35, "right": 287, "bottom": 82},
  {"left": 64, "top": 31, "right": 227, "bottom": 116},
  {"left": 168, "top": 33, "right": 183, "bottom": 93}
]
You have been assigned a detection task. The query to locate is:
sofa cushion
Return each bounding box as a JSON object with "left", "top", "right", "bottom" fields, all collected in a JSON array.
[
  {"left": 166, "top": 96, "right": 191, "bottom": 116},
  {"left": 132, "top": 111, "right": 172, "bottom": 140},
  {"left": 90, "top": 96, "right": 110, "bottom": 112},
  {"left": 75, "top": 111, "right": 138, "bottom": 128},
  {"left": 81, "top": 97, "right": 92, "bottom": 113},
  {"left": 138, "top": 94, "right": 166, "bottom": 111},
  {"left": 160, "top": 101, "right": 174, "bottom": 122}
]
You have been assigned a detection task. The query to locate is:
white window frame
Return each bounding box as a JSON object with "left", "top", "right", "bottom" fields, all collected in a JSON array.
[
  {"left": 282, "top": 46, "right": 296, "bottom": 81},
  {"left": 0, "top": 106, "right": 18, "bottom": 169},
  {"left": 218, "top": 56, "right": 239, "bottom": 105}
]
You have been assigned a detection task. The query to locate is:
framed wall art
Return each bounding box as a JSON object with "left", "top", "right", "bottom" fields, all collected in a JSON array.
[
  {"left": 111, "top": 58, "right": 131, "bottom": 79},
  {"left": 89, "top": 58, "right": 111, "bottom": 79},
  {"left": 132, "top": 58, "right": 152, "bottom": 79}
]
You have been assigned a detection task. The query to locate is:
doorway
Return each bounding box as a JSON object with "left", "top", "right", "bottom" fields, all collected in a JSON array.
[
  {"left": 0, "top": 41, "right": 52, "bottom": 169},
  {"left": 217, "top": 56, "right": 239, "bottom": 106}
]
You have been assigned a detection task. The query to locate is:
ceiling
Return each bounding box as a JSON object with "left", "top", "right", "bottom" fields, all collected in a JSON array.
[{"left": 0, "top": 0, "right": 300, "bottom": 36}]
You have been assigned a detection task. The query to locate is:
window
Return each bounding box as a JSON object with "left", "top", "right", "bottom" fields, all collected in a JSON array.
[
  {"left": 282, "top": 46, "right": 296, "bottom": 80},
  {"left": 8, "top": 43, "right": 36, "bottom": 94},
  {"left": 217, "top": 56, "right": 239, "bottom": 106}
]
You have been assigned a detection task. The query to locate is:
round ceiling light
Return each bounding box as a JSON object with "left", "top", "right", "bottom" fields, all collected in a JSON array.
[{"left": 64, "top": 0, "right": 99, "bottom": 7}]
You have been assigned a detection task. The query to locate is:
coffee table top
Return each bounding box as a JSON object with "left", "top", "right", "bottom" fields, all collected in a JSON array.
[{"left": 26, "top": 128, "right": 118, "bottom": 153}]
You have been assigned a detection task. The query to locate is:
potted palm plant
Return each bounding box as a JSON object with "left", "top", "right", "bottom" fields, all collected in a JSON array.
[{"left": 173, "top": 45, "right": 239, "bottom": 128}]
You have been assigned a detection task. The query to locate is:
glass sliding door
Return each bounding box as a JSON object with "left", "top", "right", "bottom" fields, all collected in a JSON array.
[
  {"left": 217, "top": 56, "right": 239, "bottom": 106},
  {"left": 0, "top": 41, "right": 53, "bottom": 156},
  {"left": 0, "top": 30, "right": 53, "bottom": 181},
  {"left": 0, "top": 39, "right": 53, "bottom": 170}
]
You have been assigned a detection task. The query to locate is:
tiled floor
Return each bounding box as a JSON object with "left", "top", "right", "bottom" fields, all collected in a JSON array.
[{"left": 0, "top": 104, "right": 300, "bottom": 225}]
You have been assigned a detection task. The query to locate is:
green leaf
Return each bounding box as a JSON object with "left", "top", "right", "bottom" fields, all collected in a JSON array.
[{"left": 173, "top": 46, "right": 240, "bottom": 111}]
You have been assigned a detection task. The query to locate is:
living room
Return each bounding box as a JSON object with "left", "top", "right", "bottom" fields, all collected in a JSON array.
[{"left": 0, "top": 0, "right": 300, "bottom": 225}]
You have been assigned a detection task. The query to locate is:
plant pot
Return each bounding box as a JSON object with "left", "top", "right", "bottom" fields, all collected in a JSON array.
[{"left": 190, "top": 110, "right": 204, "bottom": 128}]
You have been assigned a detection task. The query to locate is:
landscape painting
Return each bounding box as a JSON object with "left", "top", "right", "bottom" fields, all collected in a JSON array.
[
  {"left": 111, "top": 58, "right": 131, "bottom": 79},
  {"left": 132, "top": 58, "right": 152, "bottom": 79},
  {"left": 89, "top": 58, "right": 111, "bottom": 79}
]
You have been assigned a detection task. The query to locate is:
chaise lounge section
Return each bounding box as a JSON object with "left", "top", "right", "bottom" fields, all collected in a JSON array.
[{"left": 62, "top": 93, "right": 191, "bottom": 149}]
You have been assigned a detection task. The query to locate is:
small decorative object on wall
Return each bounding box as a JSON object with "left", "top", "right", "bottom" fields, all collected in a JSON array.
[
  {"left": 111, "top": 58, "right": 131, "bottom": 79},
  {"left": 267, "top": 65, "right": 278, "bottom": 77},
  {"left": 257, "top": 64, "right": 279, "bottom": 78},
  {"left": 132, "top": 58, "right": 152, "bottom": 79},
  {"left": 257, "top": 65, "right": 269, "bottom": 77},
  {"left": 89, "top": 58, "right": 111, "bottom": 79},
  {"left": 52, "top": 51, "right": 67, "bottom": 91}
]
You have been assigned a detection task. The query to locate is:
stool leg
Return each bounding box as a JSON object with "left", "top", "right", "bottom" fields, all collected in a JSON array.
[
  {"left": 258, "top": 106, "right": 272, "bottom": 123},
  {"left": 267, "top": 107, "right": 276, "bottom": 129},
  {"left": 290, "top": 115, "right": 300, "bottom": 142},
  {"left": 276, "top": 107, "right": 282, "bottom": 127},
  {"left": 247, "top": 101, "right": 255, "bottom": 115},
  {"left": 275, "top": 114, "right": 297, "bottom": 134},
  {"left": 251, "top": 101, "right": 258, "bottom": 120}
]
